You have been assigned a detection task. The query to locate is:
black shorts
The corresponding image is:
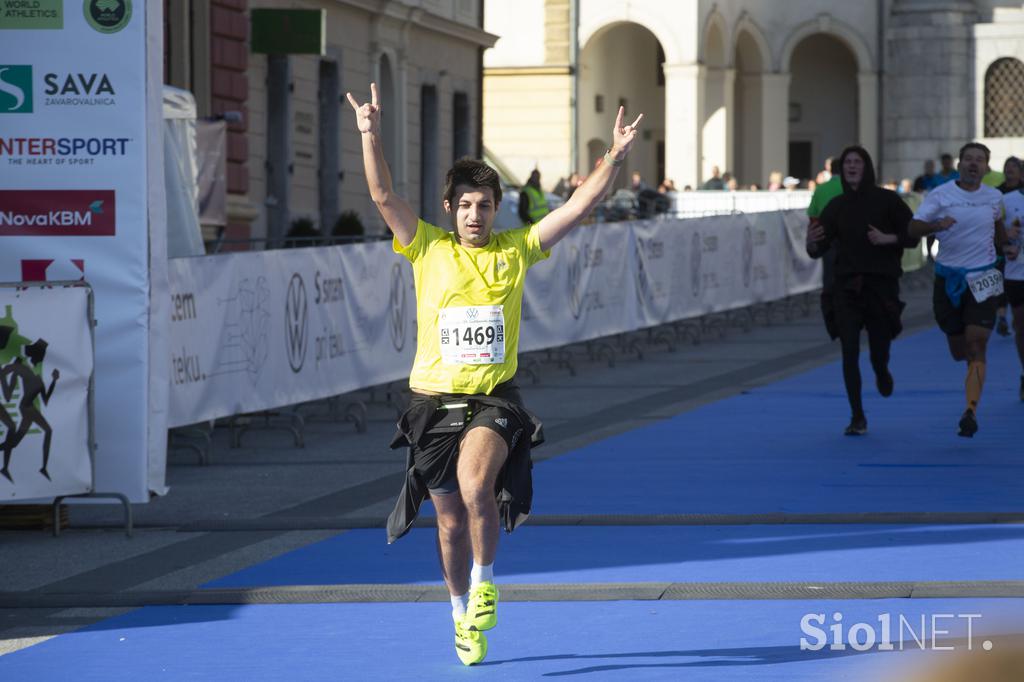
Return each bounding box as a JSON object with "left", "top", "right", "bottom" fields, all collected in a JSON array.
[
  {"left": 933, "top": 275, "right": 999, "bottom": 336},
  {"left": 1006, "top": 279, "right": 1024, "bottom": 308},
  {"left": 408, "top": 384, "right": 526, "bottom": 495}
]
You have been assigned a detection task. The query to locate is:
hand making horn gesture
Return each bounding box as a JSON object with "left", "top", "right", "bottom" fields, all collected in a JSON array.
[
  {"left": 346, "top": 82, "right": 381, "bottom": 134},
  {"left": 611, "top": 106, "right": 644, "bottom": 157}
]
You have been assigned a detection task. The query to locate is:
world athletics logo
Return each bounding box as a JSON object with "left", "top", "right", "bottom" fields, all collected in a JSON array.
[
  {"left": 389, "top": 263, "right": 407, "bottom": 352},
  {"left": 83, "top": 0, "right": 132, "bottom": 34}
]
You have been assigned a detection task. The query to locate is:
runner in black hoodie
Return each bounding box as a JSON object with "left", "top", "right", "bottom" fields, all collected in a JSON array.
[{"left": 806, "top": 146, "right": 918, "bottom": 435}]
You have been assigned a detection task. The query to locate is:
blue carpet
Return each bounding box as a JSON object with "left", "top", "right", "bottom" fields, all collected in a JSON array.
[
  {"left": 3, "top": 599, "right": 1021, "bottom": 681},
  {"left": 205, "top": 524, "right": 1024, "bottom": 587},
  {"left": 530, "top": 327, "right": 1024, "bottom": 515}
]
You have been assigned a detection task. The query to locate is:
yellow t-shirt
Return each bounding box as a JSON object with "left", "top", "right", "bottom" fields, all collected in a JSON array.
[{"left": 395, "top": 219, "right": 550, "bottom": 394}]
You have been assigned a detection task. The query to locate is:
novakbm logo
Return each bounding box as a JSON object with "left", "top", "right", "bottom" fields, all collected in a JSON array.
[{"left": 0, "top": 66, "right": 32, "bottom": 114}]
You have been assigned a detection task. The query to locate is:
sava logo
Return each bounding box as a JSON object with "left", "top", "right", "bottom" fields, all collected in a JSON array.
[
  {"left": 0, "top": 65, "right": 32, "bottom": 113},
  {"left": 0, "top": 66, "right": 116, "bottom": 111},
  {"left": 42, "top": 72, "right": 116, "bottom": 106}
]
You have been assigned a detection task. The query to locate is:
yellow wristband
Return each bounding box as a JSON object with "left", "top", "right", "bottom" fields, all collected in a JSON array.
[{"left": 603, "top": 150, "right": 623, "bottom": 167}]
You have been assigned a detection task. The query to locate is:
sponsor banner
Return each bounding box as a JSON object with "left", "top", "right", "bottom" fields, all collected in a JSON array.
[
  {"left": 0, "top": 1, "right": 63, "bottom": 30},
  {"left": 0, "top": 190, "right": 116, "bottom": 236},
  {"left": 167, "top": 242, "right": 416, "bottom": 427},
  {"left": 0, "top": 2, "right": 166, "bottom": 502},
  {"left": 779, "top": 209, "right": 824, "bottom": 295},
  {"left": 168, "top": 212, "right": 819, "bottom": 425},
  {"left": 0, "top": 284, "right": 93, "bottom": 501}
]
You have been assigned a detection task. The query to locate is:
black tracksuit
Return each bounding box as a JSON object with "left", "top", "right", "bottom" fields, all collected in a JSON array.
[{"left": 809, "top": 147, "right": 917, "bottom": 419}]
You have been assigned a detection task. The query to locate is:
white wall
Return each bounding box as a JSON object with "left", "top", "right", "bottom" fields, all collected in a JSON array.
[{"left": 483, "top": 0, "right": 546, "bottom": 67}]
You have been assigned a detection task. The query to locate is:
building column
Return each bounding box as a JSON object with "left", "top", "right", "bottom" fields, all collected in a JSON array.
[
  {"left": 723, "top": 67, "right": 736, "bottom": 181},
  {"left": 663, "top": 62, "right": 704, "bottom": 189},
  {"left": 857, "top": 72, "right": 879, "bottom": 161},
  {"left": 759, "top": 72, "right": 790, "bottom": 186}
]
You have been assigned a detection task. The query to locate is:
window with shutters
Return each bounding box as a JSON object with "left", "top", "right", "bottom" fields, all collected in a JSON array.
[{"left": 985, "top": 58, "right": 1024, "bottom": 138}]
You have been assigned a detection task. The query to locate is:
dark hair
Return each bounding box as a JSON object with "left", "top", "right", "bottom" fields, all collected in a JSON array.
[
  {"left": 837, "top": 145, "right": 877, "bottom": 194},
  {"left": 958, "top": 142, "right": 990, "bottom": 162},
  {"left": 443, "top": 158, "right": 502, "bottom": 207},
  {"left": 1005, "top": 156, "right": 1022, "bottom": 172}
]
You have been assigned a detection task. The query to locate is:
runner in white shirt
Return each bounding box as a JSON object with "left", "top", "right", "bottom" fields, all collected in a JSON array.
[
  {"left": 909, "top": 142, "right": 1020, "bottom": 436},
  {"left": 1001, "top": 188, "right": 1024, "bottom": 400}
]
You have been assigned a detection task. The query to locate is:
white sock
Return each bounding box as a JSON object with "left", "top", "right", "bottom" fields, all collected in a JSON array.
[
  {"left": 470, "top": 562, "right": 493, "bottom": 586},
  {"left": 451, "top": 592, "right": 468, "bottom": 619}
]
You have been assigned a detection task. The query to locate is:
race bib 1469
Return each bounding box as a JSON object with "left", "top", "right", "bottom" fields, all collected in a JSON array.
[{"left": 439, "top": 305, "right": 505, "bottom": 365}]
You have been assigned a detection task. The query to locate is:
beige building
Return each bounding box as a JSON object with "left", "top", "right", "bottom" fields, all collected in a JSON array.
[
  {"left": 244, "top": 0, "right": 497, "bottom": 240},
  {"left": 484, "top": 0, "right": 1024, "bottom": 191}
]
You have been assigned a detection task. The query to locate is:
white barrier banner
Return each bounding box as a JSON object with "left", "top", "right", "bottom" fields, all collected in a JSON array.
[
  {"left": 779, "top": 209, "right": 823, "bottom": 294},
  {"left": 168, "top": 243, "right": 416, "bottom": 427},
  {"left": 0, "top": 4, "right": 166, "bottom": 501},
  {"left": 168, "top": 211, "right": 819, "bottom": 425},
  {"left": 0, "top": 285, "right": 92, "bottom": 501}
]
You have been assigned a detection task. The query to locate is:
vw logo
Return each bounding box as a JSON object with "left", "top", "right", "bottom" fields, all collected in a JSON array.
[
  {"left": 742, "top": 226, "right": 754, "bottom": 289},
  {"left": 567, "top": 245, "right": 582, "bottom": 319},
  {"left": 635, "top": 239, "right": 651, "bottom": 306},
  {"left": 285, "top": 273, "right": 308, "bottom": 373},
  {"left": 690, "top": 231, "right": 702, "bottom": 297},
  {"left": 389, "top": 263, "right": 408, "bottom": 351}
]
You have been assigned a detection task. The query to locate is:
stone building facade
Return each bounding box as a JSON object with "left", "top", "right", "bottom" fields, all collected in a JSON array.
[
  {"left": 483, "top": 0, "right": 1024, "bottom": 191},
  {"left": 164, "top": 0, "right": 496, "bottom": 244}
]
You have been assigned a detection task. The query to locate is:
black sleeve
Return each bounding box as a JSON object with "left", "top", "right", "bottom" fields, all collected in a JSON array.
[
  {"left": 811, "top": 197, "right": 841, "bottom": 255},
  {"left": 518, "top": 192, "right": 530, "bottom": 223}
]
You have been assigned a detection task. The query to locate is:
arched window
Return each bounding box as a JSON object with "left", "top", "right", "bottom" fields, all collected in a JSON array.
[{"left": 985, "top": 58, "right": 1024, "bottom": 137}]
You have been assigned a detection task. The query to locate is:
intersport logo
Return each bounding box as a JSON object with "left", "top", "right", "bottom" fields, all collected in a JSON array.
[{"left": 0, "top": 190, "right": 116, "bottom": 236}]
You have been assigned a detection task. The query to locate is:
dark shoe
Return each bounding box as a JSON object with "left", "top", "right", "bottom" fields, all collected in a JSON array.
[
  {"left": 997, "top": 316, "right": 1010, "bottom": 337},
  {"left": 0, "top": 468, "right": 11, "bottom": 483},
  {"left": 39, "top": 468, "right": 51, "bottom": 481},
  {"left": 844, "top": 416, "right": 868, "bottom": 436},
  {"left": 876, "top": 369, "right": 894, "bottom": 397},
  {"left": 958, "top": 409, "right": 978, "bottom": 438}
]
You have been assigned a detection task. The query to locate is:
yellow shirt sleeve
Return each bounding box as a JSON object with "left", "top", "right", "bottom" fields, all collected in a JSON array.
[
  {"left": 393, "top": 219, "right": 446, "bottom": 262},
  {"left": 524, "top": 223, "right": 551, "bottom": 268}
]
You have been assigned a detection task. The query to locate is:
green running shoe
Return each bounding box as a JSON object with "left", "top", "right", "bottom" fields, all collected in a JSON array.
[
  {"left": 454, "top": 613, "right": 487, "bottom": 665},
  {"left": 466, "top": 581, "right": 499, "bottom": 631}
]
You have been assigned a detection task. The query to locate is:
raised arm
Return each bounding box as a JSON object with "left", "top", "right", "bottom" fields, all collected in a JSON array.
[
  {"left": 346, "top": 83, "right": 418, "bottom": 247},
  {"left": 535, "top": 106, "right": 643, "bottom": 251}
]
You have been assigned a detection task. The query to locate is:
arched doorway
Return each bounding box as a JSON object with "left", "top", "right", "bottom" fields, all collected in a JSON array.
[
  {"left": 579, "top": 22, "right": 666, "bottom": 189},
  {"left": 733, "top": 29, "right": 765, "bottom": 187},
  {"left": 787, "top": 35, "right": 858, "bottom": 182},
  {"left": 701, "top": 17, "right": 728, "bottom": 184}
]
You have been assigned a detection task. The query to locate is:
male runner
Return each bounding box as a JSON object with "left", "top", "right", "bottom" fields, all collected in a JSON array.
[
  {"left": 347, "top": 83, "right": 642, "bottom": 665},
  {"left": 909, "top": 143, "right": 1020, "bottom": 436}
]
